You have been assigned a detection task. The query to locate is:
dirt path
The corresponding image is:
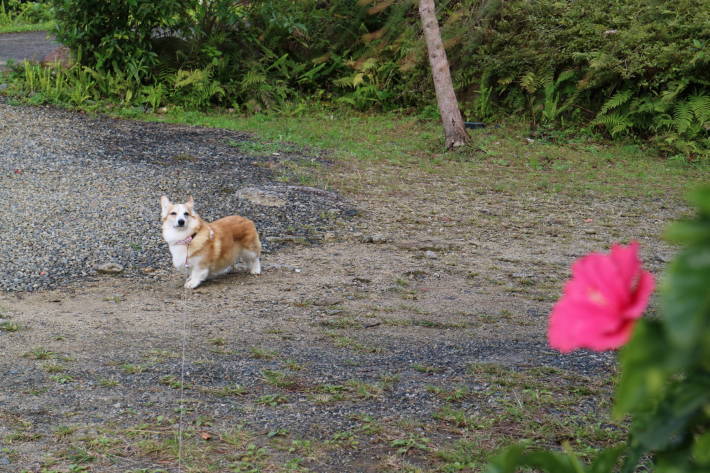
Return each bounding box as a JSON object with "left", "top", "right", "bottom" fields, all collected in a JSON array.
[
  {"left": 0, "top": 119, "right": 684, "bottom": 471},
  {"left": 0, "top": 31, "right": 57, "bottom": 70}
]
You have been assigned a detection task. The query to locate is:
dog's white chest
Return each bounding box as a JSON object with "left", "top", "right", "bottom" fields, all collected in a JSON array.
[{"left": 168, "top": 244, "right": 189, "bottom": 269}]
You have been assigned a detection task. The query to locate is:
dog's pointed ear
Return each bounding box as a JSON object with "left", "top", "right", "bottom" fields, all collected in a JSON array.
[
  {"left": 186, "top": 196, "right": 194, "bottom": 212},
  {"left": 160, "top": 195, "right": 171, "bottom": 219}
]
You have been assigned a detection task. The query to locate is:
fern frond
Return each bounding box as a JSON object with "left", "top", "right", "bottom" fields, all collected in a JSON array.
[
  {"left": 651, "top": 113, "right": 675, "bottom": 132},
  {"left": 593, "top": 113, "right": 633, "bottom": 137},
  {"left": 173, "top": 69, "right": 209, "bottom": 89},
  {"left": 240, "top": 70, "right": 267, "bottom": 88},
  {"left": 520, "top": 72, "right": 539, "bottom": 94},
  {"left": 599, "top": 90, "right": 632, "bottom": 115},
  {"left": 688, "top": 94, "right": 710, "bottom": 124},
  {"left": 555, "top": 69, "right": 576, "bottom": 86},
  {"left": 659, "top": 80, "right": 689, "bottom": 104},
  {"left": 673, "top": 101, "right": 693, "bottom": 133}
]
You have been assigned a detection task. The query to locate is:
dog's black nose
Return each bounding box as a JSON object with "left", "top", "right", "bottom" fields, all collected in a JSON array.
[{"left": 177, "top": 219, "right": 185, "bottom": 226}]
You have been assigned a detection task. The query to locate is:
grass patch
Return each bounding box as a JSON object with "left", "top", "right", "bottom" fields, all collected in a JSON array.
[
  {"left": 0, "top": 20, "right": 54, "bottom": 34},
  {"left": 260, "top": 369, "right": 300, "bottom": 390},
  {"left": 98, "top": 377, "right": 119, "bottom": 387},
  {"left": 412, "top": 363, "right": 445, "bottom": 374},
  {"left": 324, "top": 331, "right": 383, "bottom": 353},
  {"left": 150, "top": 109, "right": 707, "bottom": 199},
  {"left": 159, "top": 375, "right": 189, "bottom": 390},
  {"left": 256, "top": 394, "right": 288, "bottom": 406},
  {"left": 428, "top": 362, "right": 624, "bottom": 469},
  {"left": 249, "top": 346, "right": 278, "bottom": 360},
  {"left": 120, "top": 363, "right": 146, "bottom": 374},
  {"left": 0, "top": 320, "right": 20, "bottom": 332},
  {"left": 23, "top": 347, "right": 55, "bottom": 360}
]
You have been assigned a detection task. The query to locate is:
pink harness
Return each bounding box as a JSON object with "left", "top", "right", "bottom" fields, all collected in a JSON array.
[
  {"left": 174, "top": 228, "right": 212, "bottom": 269},
  {"left": 175, "top": 235, "right": 193, "bottom": 267}
]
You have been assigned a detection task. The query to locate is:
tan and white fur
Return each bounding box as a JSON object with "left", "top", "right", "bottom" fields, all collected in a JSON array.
[{"left": 161, "top": 196, "right": 261, "bottom": 289}]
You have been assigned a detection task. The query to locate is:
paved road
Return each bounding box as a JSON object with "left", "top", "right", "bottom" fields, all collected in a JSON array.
[{"left": 0, "top": 30, "right": 58, "bottom": 70}]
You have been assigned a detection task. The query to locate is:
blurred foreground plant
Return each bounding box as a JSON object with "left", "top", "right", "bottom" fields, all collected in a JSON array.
[{"left": 487, "top": 186, "right": 710, "bottom": 473}]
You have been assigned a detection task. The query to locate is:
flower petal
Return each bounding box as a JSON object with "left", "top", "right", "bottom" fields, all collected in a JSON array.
[
  {"left": 548, "top": 242, "right": 655, "bottom": 353},
  {"left": 623, "top": 270, "right": 655, "bottom": 319},
  {"left": 548, "top": 297, "right": 631, "bottom": 352}
]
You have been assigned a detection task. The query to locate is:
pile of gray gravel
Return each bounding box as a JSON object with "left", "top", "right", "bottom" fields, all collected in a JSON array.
[{"left": 0, "top": 101, "right": 353, "bottom": 291}]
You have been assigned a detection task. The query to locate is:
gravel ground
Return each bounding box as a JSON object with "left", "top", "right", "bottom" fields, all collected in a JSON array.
[
  {"left": 0, "top": 100, "right": 353, "bottom": 291},
  {"left": 0, "top": 98, "right": 690, "bottom": 471}
]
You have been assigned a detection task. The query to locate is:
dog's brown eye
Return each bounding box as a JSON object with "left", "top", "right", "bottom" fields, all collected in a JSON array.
[
  {"left": 170, "top": 212, "right": 177, "bottom": 216},
  {"left": 184, "top": 212, "right": 189, "bottom": 216}
]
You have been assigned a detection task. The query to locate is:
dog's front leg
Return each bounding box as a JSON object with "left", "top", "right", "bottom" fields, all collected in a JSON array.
[{"left": 185, "top": 266, "right": 209, "bottom": 289}]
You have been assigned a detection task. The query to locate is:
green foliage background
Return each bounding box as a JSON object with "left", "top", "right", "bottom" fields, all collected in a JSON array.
[{"left": 4, "top": 0, "right": 709, "bottom": 156}]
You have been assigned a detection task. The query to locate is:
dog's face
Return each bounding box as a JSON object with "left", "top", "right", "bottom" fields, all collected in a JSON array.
[{"left": 161, "top": 196, "right": 198, "bottom": 231}]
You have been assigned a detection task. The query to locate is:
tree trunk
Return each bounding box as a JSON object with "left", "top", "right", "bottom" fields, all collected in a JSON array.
[{"left": 418, "top": 0, "right": 470, "bottom": 149}]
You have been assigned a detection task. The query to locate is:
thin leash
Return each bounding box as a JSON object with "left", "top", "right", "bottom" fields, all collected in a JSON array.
[{"left": 177, "top": 287, "right": 190, "bottom": 472}]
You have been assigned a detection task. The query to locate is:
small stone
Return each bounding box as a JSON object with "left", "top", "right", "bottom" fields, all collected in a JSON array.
[
  {"left": 0, "top": 456, "right": 10, "bottom": 465},
  {"left": 362, "top": 234, "right": 388, "bottom": 244},
  {"left": 157, "top": 106, "right": 168, "bottom": 114},
  {"left": 313, "top": 297, "right": 342, "bottom": 307},
  {"left": 96, "top": 263, "right": 124, "bottom": 274},
  {"left": 424, "top": 250, "right": 438, "bottom": 259}
]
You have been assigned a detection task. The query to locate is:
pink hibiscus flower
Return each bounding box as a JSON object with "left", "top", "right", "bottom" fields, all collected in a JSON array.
[{"left": 548, "top": 242, "right": 655, "bottom": 353}]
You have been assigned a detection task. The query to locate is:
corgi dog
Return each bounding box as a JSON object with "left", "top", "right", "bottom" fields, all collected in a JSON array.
[{"left": 160, "top": 196, "right": 261, "bottom": 289}]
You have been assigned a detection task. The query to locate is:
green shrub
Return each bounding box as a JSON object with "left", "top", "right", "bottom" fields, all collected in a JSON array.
[
  {"left": 51, "top": 0, "right": 189, "bottom": 75},
  {"left": 432, "top": 0, "right": 710, "bottom": 155},
  {"left": 0, "top": 0, "right": 53, "bottom": 25}
]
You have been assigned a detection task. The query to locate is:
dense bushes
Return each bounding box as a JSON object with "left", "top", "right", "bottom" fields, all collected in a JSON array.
[
  {"left": 0, "top": 0, "right": 53, "bottom": 25},
  {"left": 52, "top": 0, "right": 187, "bottom": 74},
  {"left": 47, "top": 0, "right": 399, "bottom": 112},
  {"left": 4, "top": 0, "right": 708, "bottom": 155},
  {"left": 434, "top": 0, "right": 710, "bottom": 156}
]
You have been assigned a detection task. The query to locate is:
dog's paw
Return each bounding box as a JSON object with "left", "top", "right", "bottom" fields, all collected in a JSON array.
[
  {"left": 249, "top": 259, "right": 262, "bottom": 275},
  {"left": 184, "top": 279, "right": 202, "bottom": 289}
]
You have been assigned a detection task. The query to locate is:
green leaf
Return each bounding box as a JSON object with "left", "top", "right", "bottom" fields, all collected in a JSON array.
[
  {"left": 633, "top": 376, "right": 710, "bottom": 450},
  {"left": 693, "top": 432, "right": 710, "bottom": 465},
  {"left": 588, "top": 447, "right": 623, "bottom": 473},
  {"left": 687, "top": 186, "right": 710, "bottom": 216},
  {"left": 485, "top": 445, "right": 583, "bottom": 473},
  {"left": 614, "top": 320, "right": 670, "bottom": 418},
  {"left": 664, "top": 221, "right": 710, "bottom": 246},
  {"left": 661, "top": 248, "right": 710, "bottom": 355}
]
